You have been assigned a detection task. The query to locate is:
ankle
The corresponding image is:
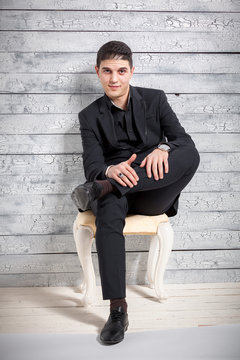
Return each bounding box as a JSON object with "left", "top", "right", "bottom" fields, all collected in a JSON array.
[
  {"left": 95, "top": 180, "right": 117, "bottom": 199},
  {"left": 110, "top": 297, "right": 128, "bottom": 313}
]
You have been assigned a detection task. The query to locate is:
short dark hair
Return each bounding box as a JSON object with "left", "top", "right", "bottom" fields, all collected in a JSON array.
[{"left": 96, "top": 41, "right": 133, "bottom": 68}]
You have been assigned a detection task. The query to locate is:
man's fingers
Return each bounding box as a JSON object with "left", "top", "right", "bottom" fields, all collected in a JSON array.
[
  {"left": 139, "top": 150, "right": 169, "bottom": 181},
  {"left": 126, "top": 164, "right": 139, "bottom": 182},
  {"left": 113, "top": 175, "right": 127, "bottom": 187},
  {"left": 152, "top": 160, "right": 159, "bottom": 180},
  {"left": 113, "top": 172, "right": 134, "bottom": 188},
  {"left": 145, "top": 158, "right": 152, "bottom": 178},
  {"left": 127, "top": 153, "right": 137, "bottom": 165},
  {"left": 113, "top": 166, "right": 138, "bottom": 187},
  {"left": 158, "top": 160, "right": 164, "bottom": 179},
  {"left": 140, "top": 157, "right": 146, "bottom": 167},
  {"left": 123, "top": 167, "right": 138, "bottom": 185},
  {"left": 164, "top": 158, "right": 169, "bottom": 173}
]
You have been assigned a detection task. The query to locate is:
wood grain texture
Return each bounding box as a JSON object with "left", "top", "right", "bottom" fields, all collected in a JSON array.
[
  {"left": 2, "top": 284, "right": 239, "bottom": 334},
  {"left": 0, "top": 94, "right": 239, "bottom": 113},
  {"left": 1, "top": 114, "right": 239, "bottom": 134},
  {"left": 1, "top": 11, "right": 239, "bottom": 32},
  {"left": 1, "top": 192, "right": 239, "bottom": 215},
  {"left": 1, "top": 173, "right": 239, "bottom": 194},
  {"left": 0, "top": 211, "right": 239, "bottom": 235},
  {"left": 1, "top": 73, "right": 239, "bottom": 94},
  {"left": 0, "top": 133, "right": 239, "bottom": 154},
  {"left": 1, "top": 31, "right": 239, "bottom": 52},
  {"left": 0, "top": 251, "right": 240, "bottom": 289},
  {"left": 2, "top": 53, "right": 240, "bottom": 74},
  {"left": 0, "top": 250, "right": 239, "bottom": 275},
  {"left": 1, "top": 230, "right": 239, "bottom": 255},
  {"left": 1, "top": 0, "right": 239, "bottom": 12},
  {"left": 1, "top": 270, "right": 239, "bottom": 287},
  {"left": 1, "top": 153, "right": 239, "bottom": 174}
]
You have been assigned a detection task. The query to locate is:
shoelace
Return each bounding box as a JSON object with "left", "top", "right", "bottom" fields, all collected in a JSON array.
[{"left": 110, "top": 309, "right": 124, "bottom": 322}]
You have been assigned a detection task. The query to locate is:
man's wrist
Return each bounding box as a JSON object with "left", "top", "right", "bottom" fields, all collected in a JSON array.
[
  {"left": 157, "top": 144, "right": 171, "bottom": 152},
  {"left": 105, "top": 165, "right": 114, "bottom": 177}
]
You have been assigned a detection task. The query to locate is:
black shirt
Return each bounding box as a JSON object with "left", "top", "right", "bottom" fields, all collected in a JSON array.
[{"left": 104, "top": 91, "right": 141, "bottom": 149}]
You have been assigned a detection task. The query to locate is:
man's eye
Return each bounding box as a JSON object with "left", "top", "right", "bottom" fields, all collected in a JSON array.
[
  {"left": 103, "top": 69, "right": 110, "bottom": 73},
  {"left": 119, "top": 70, "right": 126, "bottom": 74}
]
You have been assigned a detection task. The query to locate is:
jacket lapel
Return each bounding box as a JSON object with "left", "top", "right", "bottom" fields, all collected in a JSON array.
[
  {"left": 131, "top": 85, "right": 147, "bottom": 145},
  {"left": 97, "top": 97, "right": 119, "bottom": 148}
]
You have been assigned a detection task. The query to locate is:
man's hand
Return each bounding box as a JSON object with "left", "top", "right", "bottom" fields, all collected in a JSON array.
[
  {"left": 107, "top": 153, "right": 139, "bottom": 187},
  {"left": 140, "top": 149, "right": 169, "bottom": 180}
]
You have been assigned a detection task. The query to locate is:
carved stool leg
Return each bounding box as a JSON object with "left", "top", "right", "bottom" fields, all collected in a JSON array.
[
  {"left": 154, "top": 221, "right": 174, "bottom": 301},
  {"left": 73, "top": 219, "right": 96, "bottom": 306},
  {"left": 147, "top": 234, "right": 159, "bottom": 289}
]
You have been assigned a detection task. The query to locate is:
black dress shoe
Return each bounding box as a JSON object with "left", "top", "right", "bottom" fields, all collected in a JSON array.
[
  {"left": 100, "top": 306, "right": 129, "bottom": 345},
  {"left": 71, "top": 182, "right": 102, "bottom": 211}
]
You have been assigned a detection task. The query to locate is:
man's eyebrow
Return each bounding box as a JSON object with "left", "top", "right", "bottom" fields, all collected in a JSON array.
[{"left": 101, "top": 67, "right": 128, "bottom": 70}]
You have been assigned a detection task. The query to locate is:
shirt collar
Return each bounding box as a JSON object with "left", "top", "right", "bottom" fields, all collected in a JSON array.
[{"left": 104, "top": 88, "right": 131, "bottom": 111}]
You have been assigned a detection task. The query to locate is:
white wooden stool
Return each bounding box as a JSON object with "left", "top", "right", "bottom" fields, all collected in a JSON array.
[{"left": 73, "top": 210, "right": 174, "bottom": 306}]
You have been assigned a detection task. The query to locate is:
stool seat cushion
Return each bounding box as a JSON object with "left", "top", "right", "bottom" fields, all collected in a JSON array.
[{"left": 75, "top": 210, "right": 169, "bottom": 236}]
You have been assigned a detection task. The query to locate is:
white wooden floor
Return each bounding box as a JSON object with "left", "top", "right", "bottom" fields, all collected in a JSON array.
[{"left": 0, "top": 283, "right": 239, "bottom": 334}]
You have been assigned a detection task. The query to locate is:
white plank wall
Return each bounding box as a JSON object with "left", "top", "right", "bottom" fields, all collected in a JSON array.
[{"left": 0, "top": 0, "right": 239, "bottom": 287}]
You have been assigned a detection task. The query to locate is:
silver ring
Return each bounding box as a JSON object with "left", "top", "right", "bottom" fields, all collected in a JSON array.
[{"left": 118, "top": 172, "right": 124, "bottom": 178}]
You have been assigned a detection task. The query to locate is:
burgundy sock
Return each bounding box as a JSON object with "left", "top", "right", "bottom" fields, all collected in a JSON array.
[
  {"left": 95, "top": 179, "right": 117, "bottom": 199},
  {"left": 110, "top": 297, "right": 128, "bottom": 313}
]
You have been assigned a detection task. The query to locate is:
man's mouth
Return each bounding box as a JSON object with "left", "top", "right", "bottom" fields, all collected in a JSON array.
[{"left": 109, "top": 85, "right": 120, "bottom": 89}]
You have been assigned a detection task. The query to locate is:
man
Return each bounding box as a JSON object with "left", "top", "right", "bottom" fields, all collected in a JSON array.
[{"left": 71, "top": 41, "right": 200, "bottom": 345}]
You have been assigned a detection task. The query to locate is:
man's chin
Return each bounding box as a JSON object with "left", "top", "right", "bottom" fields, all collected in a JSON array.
[{"left": 106, "top": 90, "right": 122, "bottom": 99}]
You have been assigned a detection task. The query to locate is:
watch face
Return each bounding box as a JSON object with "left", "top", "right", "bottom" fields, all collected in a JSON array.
[{"left": 158, "top": 144, "right": 170, "bottom": 151}]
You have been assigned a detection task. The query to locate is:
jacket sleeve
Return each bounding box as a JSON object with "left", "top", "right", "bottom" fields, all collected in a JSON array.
[
  {"left": 79, "top": 112, "right": 108, "bottom": 182},
  {"left": 159, "top": 90, "right": 196, "bottom": 150}
]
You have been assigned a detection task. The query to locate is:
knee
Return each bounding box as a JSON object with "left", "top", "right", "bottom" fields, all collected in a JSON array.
[
  {"left": 190, "top": 146, "right": 200, "bottom": 170},
  {"left": 184, "top": 146, "right": 200, "bottom": 175},
  {"left": 172, "top": 145, "right": 200, "bottom": 175}
]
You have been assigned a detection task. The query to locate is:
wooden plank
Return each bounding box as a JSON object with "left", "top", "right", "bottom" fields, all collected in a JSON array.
[
  {"left": 0, "top": 153, "right": 239, "bottom": 175},
  {"left": 1, "top": 11, "right": 239, "bottom": 33},
  {"left": 0, "top": 94, "right": 239, "bottom": 114},
  {"left": 1, "top": 306, "right": 239, "bottom": 318},
  {"left": 0, "top": 315, "right": 239, "bottom": 333},
  {"left": 0, "top": 192, "right": 239, "bottom": 215},
  {"left": 0, "top": 282, "right": 239, "bottom": 295},
  {"left": 1, "top": 282, "right": 240, "bottom": 299},
  {"left": 0, "top": 251, "right": 240, "bottom": 275},
  {"left": 0, "top": 133, "right": 239, "bottom": 154},
  {"left": 1, "top": 73, "right": 239, "bottom": 94},
  {"left": 1, "top": 298, "right": 240, "bottom": 315},
  {"left": 0, "top": 211, "right": 239, "bottom": 235},
  {"left": 1, "top": 306, "right": 240, "bottom": 328},
  {"left": 1, "top": 0, "right": 239, "bottom": 12},
  {"left": 0, "top": 230, "right": 239, "bottom": 255},
  {"left": 1, "top": 31, "right": 239, "bottom": 52},
  {"left": 0, "top": 269, "right": 239, "bottom": 287},
  {"left": 1, "top": 172, "right": 239, "bottom": 194},
  {"left": 0, "top": 114, "right": 239, "bottom": 134},
  {"left": 2, "top": 53, "right": 239, "bottom": 74}
]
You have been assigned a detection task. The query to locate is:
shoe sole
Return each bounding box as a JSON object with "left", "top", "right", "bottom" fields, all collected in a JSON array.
[
  {"left": 71, "top": 187, "right": 90, "bottom": 211},
  {"left": 100, "top": 322, "right": 129, "bottom": 345}
]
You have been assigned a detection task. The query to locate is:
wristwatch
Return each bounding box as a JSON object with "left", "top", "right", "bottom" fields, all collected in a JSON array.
[{"left": 157, "top": 144, "right": 170, "bottom": 152}]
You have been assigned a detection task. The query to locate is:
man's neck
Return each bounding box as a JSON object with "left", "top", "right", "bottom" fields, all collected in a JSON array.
[{"left": 110, "top": 87, "right": 130, "bottom": 110}]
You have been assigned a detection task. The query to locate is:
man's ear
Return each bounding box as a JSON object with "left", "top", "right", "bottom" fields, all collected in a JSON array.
[
  {"left": 95, "top": 66, "right": 100, "bottom": 77},
  {"left": 130, "top": 66, "right": 135, "bottom": 77}
]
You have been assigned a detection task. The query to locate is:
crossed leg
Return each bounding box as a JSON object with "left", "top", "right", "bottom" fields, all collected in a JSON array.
[{"left": 91, "top": 145, "right": 200, "bottom": 299}]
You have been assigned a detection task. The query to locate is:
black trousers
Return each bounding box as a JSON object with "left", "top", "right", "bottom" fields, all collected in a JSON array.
[{"left": 90, "top": 145, "right": 200, "bottom": 300}]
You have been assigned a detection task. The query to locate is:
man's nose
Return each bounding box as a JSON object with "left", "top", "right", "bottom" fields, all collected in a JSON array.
[{"left": 110, "top": 72, "right": 118, "bottom": 83}]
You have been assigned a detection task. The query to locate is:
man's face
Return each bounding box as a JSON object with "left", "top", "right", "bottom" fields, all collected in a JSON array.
[{"left": 95, "top": 58, "right": 135, "bottom": 101}]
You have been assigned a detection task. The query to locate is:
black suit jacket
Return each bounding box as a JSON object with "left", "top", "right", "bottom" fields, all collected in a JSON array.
[{"left": 79, "top": 85, "right": 196, "bottom": 183}]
